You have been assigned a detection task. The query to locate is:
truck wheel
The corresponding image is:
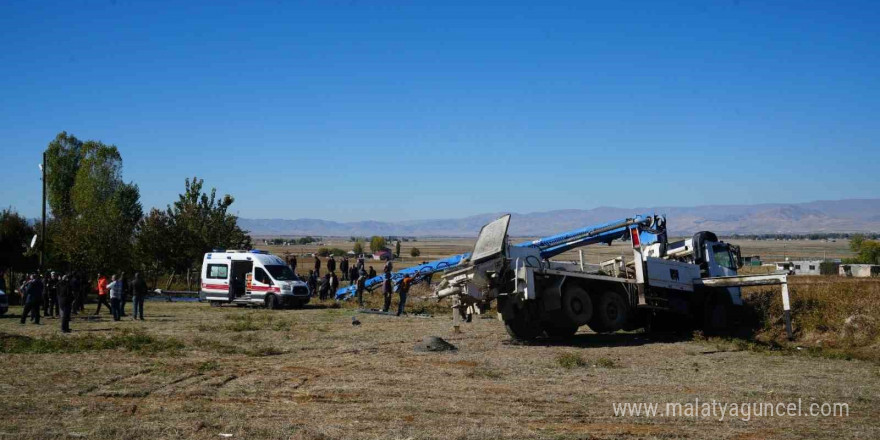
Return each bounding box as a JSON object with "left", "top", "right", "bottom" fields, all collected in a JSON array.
[
  {"left": 503, "top": 306, "right": 542, "bottom": 341},
  {"left": 543, "top": 322, "right": 578, "bottom": 338},
  {"left": 561, "top": 285, "right": 592, "bottom": 326},
  {"left": 703, "top": 293, "right": 731, "bottom": 334},
  {"left": 588, "top": 291, "right": 629, "bottom": 333},
  {"left": 265, "top": 294, "right": 279, "bottom": 310}
]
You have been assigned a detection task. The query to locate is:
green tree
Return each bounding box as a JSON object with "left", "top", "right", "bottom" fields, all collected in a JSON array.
[
  {"left": 0, "top": 208, "right": 37, "bottom": 273},
  {"left": 353, "top": 240, "right": 364, "bottom": 255},
  {"left": 146, "top": 177, "right": 251, "bottom": 277},
  {"left": 850, "top": 234, "right": 865, "bottom": 253},
  {"left": 410, "top": 247, "right": 421, "bottom": 257},
  {"left": 45, "top": 132, "right": 84, "bottom": 219},
  {"left": 316, "top": 247, "right": 330, "bottom": 257},
  {"left": 48, "top": 137, "right": 143, "bottom": 274},
  {"left": 369, "top": 236, "right": 386, "bottom": 253}
]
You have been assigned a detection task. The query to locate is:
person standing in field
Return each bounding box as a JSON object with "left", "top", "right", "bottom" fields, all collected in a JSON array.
[
  {"left": 368, "top": 266, "right": 376, "bottom": 279},
  {"left": 383, "top": 259, "right": 393, "bottom": 276},
  {"left": 329, "top": 271, "right": 339, "bottom": 298},
  {"left": 306, "top": 270, "right": 317, "bottom": 296},
  {"left": 94, "top": 273, "right": 111, "bottom": 315},
  {"left": 43, "top": 271, "right": 56, "bottom": 317},
  {"left": 19, "top": 274, "right": 43, "bottom": 325},
  {"left": 382, "top": 272, "right": 393, "bottom": 313},
  {"left": 107, "top": 275, "right": 123, "bottom": 321},
  {"left": 348, "top": 265, "right": 359, "bottom": 286},
  {"left": 327, "top": 255, "right": 336, "bottom": 275},
  {"left": 290, "top": 255, "right": 297, "bottom": 274},
  {"left": 318, "top": 273, "right": 330, "bottom": 301},
  {"left": 357, "top": 255, "right": 365, "bottom": 271},
  {"left": 397, "top": 275, "right": 412, "bottom": 316},
  {"left": 58, "top": 274, "right": 73, "bottom": 333},
  {"left": 355, "top": 271, "right": 367, "bottom": 307},
  {"left": 313, "top": 255, "right": 321, "bottom": 277},
  {"left": 340, "top": 257, "right": 349, "bottom": 281},
  {"left": 131, "top": 272, "right": 147, "bottom": 321}
]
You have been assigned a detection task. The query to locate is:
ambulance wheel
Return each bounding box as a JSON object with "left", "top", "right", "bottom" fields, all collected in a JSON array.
[
  {"left": 588, "top": 291, "right": 629, "bottom": 333},
  {"left": 265, "top": 294, "right": 279, "bottom": 310}
]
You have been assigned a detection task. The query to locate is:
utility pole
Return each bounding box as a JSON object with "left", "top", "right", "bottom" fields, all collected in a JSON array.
[{"left": 40, "top": 151, "right": 46, "bottom": 270}]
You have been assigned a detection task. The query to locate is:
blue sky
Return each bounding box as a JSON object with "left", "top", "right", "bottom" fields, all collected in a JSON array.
[{"left": 1, "top": 0, "right": 878, "bottom": 222}]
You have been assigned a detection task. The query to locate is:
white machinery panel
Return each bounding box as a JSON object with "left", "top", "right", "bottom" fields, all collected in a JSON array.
[{"left": 646, "top": 257, "right": 701, "bottom": 292}]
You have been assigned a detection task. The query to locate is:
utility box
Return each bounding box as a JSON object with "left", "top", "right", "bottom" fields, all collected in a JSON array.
[{"left": 646, "top": 258, "right": 701, "bottom": 292}]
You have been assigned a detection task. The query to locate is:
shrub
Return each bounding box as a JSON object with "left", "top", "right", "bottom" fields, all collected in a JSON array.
[
  {"left": 555, "top": 352, "right": 587, "bottom": 369},
  {"left": 410, "top": 247, "right": 421, "bottom": 257}
]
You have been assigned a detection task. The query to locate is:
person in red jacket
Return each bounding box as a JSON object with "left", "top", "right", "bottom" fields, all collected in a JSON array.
[{"left": 94, "top": 273, "right": 111, "bottom": 315}]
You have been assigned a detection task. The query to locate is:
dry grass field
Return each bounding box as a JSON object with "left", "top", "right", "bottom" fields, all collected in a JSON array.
[{"left": 2, "top": 239, "right": 878, "bottom": 439}]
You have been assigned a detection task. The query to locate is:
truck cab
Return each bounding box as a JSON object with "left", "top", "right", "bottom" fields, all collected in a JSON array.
[{"left": 200, "top": 250, "right": 311, "bottom": 309}]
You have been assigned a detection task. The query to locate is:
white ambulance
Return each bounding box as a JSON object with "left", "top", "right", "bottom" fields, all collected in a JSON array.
[{"left": 199, "top": 250, "right": 311, "bottom": 309}]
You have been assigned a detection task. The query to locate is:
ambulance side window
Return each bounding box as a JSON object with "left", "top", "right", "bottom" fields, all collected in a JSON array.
[
  {"left": 207, "top": 264, "right": 228, "bottom": 279},
  {"left": 254, "top": 268, "right": 272, "bottom": 285}
]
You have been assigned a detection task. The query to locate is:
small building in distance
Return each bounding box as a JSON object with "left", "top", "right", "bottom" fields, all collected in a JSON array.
[
  {"left": 839, "top": 264, "right": 880, "bottom": 278},
  {"left": 372, "top": 248, "right": 394, "bottom": 261},
  {"left": 742, "top": 255, "right": 762, "bottom": 266},
  {"left": 775, "top": 260, "right": 823, "bottom": 275}
]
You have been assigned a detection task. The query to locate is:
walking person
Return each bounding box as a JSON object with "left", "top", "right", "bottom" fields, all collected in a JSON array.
[
  {"left": 382, "top": 273, "right": 393, "bottom": 313},
  {"left": 313, "top": 255, "right": 321, "bottom": 277},
  {"left": 58, "top": 274, "right": 73, "bottom": 333},
  {"left": 131, "top": 272, "right": 148, "bottom": 321},
  {"left": 107, "top": 275, "right": 123, "bottom": 321},
  {"left": 340, "top": 258, "right": 349, "bottom": 281},
  {"left": 94, "top": 273, "right": 111, "bottom": 315},
  {"left": 397, "top": 275, "right": 413, "bottom": 316},
  {"left": 43, "top": 271, "right": 57, "bottom": 317}
]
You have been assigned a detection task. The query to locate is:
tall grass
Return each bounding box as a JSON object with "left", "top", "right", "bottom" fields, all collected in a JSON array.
[{"left": 741, "top": 277, "right": 880, "bottom": 361}]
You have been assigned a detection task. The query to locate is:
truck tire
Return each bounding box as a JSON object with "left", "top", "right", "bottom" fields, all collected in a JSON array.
[
  {"left": 265, "top": 294, "right": 279, "bottom": 310},
  {"left": 561, "top": 285, "right": 592, "bottom": 326},
  {"left": 703, "top": 292, "right": 731, "bottom": 334},
  {"left": 503, "top": 304, "right": 543, "bottom": 341},
  {"left": 543, "top": 321, "right": 578, "bottom": 338},
  {"left": 588, "top": 290, "right": 629, "bottom": 333}
]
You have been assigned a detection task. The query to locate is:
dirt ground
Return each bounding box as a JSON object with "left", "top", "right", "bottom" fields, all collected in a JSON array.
[{"left": 1, "top": 293, "right": 878, "bottom": 440}]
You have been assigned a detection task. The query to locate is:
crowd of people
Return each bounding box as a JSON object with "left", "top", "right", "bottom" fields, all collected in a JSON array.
[
  {"left": 291, "top": 254, "right": 411, "bottom": 315},
  {"left": 13, "top": 270, "right": 150, "bottom": 333},
  {"left": 6, "top": 252, "right": 418, "bottom": 335}
]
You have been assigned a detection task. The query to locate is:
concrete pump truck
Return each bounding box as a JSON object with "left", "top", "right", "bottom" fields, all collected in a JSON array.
[{"left": 431, "top": 214, "right": 792, "bottom": 340}]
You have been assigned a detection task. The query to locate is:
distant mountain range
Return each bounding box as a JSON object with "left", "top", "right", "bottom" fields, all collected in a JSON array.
[{"left": 239, "top": 199, "right": 880, "bottom": 237}]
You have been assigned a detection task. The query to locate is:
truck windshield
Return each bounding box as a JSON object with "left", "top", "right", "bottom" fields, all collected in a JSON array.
[
  {"left": 264, "top": 265, "right": 297, "bottom": 281},
  {"left": 712, "top": 245, "right": 737, "bottom": 270}
]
